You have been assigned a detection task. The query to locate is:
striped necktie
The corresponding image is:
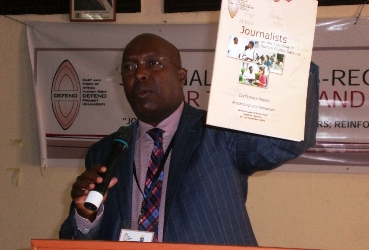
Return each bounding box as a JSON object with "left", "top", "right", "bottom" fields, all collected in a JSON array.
[{"left": 138, "top": 128, "right": 164, "bottom": 241}]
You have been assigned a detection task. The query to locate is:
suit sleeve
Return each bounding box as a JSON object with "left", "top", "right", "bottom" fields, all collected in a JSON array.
[
  {"left": 59, "top": 137, "right": 110, "bottom": 239},
  {"left": 59, "top": 202, "right": 102, "bottom": 239},
  {"left": 232, "top": 62, "right": 319, "bottom": 175}
]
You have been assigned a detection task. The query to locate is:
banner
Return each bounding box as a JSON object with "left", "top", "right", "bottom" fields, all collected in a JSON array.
[
  {"left": 27, "top": 23, "right": 215, "bottom": 167},
  {"left": 293, "top": 18, "right": 369, "bottom": 168},
  {"left": 27, "top": 19, "right": 369, "bottom": 169}
]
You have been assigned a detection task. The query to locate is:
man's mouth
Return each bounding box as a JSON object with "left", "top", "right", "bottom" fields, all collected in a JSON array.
[{"left": 136, "top": 89, "right": 152, "bottom": 98}]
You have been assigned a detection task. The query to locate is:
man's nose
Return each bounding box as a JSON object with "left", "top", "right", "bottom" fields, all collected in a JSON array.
[{"left": 135, "top": 64, "right": 149, "bottom": 81}]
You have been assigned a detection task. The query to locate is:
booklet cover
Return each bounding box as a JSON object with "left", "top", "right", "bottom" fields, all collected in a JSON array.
[{"left": 207, "top": 0, "right": 318, "bottom": 141}]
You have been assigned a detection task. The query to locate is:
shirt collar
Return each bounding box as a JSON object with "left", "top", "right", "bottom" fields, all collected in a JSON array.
[{"left": 136, "top": 101, "right": 184, "bottom": 140}]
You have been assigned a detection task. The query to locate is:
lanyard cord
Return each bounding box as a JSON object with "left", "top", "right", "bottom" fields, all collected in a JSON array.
[{"left": 133, "top": 133, "right": 176, "bottom": 199}]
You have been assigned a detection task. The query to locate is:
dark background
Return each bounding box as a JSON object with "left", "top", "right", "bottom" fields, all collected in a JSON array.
[
  {"left": 0, "top": 0, "right": 140, "bottom": 14},
  {"left": 0, "top": 0, "right": 367, "bottom": 15},
  {"left": 164, "top": 0, "right": 369, "bottom": 13}
]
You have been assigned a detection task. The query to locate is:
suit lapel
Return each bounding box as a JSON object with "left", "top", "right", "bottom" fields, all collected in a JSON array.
[
  {"left": 164, "top": 103, "right": 206, "bottom": 226},
  {"left": 115, "top": 124, "right": 137, "bottom": 231}
]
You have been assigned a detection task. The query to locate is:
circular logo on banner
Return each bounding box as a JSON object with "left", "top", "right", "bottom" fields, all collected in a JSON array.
[{"left": 51, "top": 60, "right": 81, "bottom": 130}]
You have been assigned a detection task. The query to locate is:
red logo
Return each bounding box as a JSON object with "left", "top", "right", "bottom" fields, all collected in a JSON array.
[{"left": 51, "top": 60, "right": 81, "bottom": 130}]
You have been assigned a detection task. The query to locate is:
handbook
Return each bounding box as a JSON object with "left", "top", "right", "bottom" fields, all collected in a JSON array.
[{"left": 207, "top": 0, "right": 318, "bottom": 141}]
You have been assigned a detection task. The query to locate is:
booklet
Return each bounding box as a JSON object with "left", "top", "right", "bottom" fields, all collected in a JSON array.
[{"left": 207, "top": 0, "right": 318, "bottom": 141}]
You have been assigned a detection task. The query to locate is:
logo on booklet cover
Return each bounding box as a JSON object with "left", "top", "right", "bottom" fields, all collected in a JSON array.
[{"left": 228, "top": 0, "right": 240, "bottom": 18}]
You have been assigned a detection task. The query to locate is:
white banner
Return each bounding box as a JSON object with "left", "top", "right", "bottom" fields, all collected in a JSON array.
[
  {"left": 293, "top": 18, "right": 369, "bottom": 167},
  {"left": 27, "top": 19, "right": 369, "bottom": 168},
  {"left": 27, "top": 23, "right": 215, "bottom": 167}
]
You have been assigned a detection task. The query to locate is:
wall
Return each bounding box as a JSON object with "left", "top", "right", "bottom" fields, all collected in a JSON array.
[{"left": 1, "top": 1, "right": 369, "bottom": 249}]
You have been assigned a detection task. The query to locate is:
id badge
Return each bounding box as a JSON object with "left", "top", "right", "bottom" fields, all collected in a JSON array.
[{"left": 119, "top": 229, "right": 154, "bottom": 242}]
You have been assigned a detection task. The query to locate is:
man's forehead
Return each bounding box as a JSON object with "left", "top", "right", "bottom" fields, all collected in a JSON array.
[
  {"left": 123, "top": 37, "right": 178, "bottom": 60},
  {"left": 123, "top": 46, "right": 168, "bottom": 59}
]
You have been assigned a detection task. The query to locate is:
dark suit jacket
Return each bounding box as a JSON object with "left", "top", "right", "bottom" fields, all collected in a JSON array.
[{"left": 60, "top": 62, "right": 319, "bottom": 246}]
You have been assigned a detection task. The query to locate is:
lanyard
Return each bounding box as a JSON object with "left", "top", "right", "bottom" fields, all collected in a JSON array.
[{"left": 133, "top": 133, "right": 176, "bottom": 199}]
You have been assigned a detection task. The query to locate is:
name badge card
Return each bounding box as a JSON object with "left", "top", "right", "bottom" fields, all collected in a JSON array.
[{"left": 119, "top": 229, "right": 154, "bottom": 242}]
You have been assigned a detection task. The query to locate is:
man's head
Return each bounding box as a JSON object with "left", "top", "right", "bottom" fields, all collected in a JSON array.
[
  {"left": 233, "top": 37, "right": 238, "bottom": 44},
  {"left": 248, "top": 66, "right": 253, "bottom": 73},
  {"left": 121, "top": 33, "right": 187, "bottom": 127},
  {"left": 248, "top": 41, "right": 254, "bottom": 49}
]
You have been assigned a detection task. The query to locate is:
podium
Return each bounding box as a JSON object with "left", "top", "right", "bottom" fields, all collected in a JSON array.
[{"left": 31, "top": 239, "right": 303, "bottom": 250}]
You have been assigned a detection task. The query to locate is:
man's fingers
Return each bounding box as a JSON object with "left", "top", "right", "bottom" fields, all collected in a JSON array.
[{"left": 70, "top": 165, "right": 106, "bottom": 199}]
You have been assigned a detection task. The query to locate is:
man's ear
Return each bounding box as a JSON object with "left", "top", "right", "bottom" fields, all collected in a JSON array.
[{"left": 178, "top": 68, "right": 187, "bottom": 87}]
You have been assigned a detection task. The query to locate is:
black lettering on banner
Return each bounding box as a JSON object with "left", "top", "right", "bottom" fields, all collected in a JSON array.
[
  {"left": 185, "top": 70, "right": 210, "bottom": 86},
  {"left": 334, "top": 121, "right": 369, "bottom": 128},
  {"left": 122, "top": 117, "right": 137, "bottom": 125},
  {"left": 331, "top": 69, "right": 369, "bottom": 86},
  {"left": 318, "top": 120, "right": 331, "bottom": 128},
  {"left": 82, "top": 94, "right": 106, "bottom": 98}
]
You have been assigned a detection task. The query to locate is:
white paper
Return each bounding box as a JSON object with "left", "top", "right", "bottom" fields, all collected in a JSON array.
[{"left": 207, "top": 0, "right": 318, "bottom": 141}]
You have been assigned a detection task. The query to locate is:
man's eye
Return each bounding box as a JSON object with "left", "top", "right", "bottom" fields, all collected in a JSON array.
[
  {"left": 148, "top": 60, "right": 161, "bottom": 67},
  {"left": 122, "top": 64, "right": 136, "bottom": 71}
]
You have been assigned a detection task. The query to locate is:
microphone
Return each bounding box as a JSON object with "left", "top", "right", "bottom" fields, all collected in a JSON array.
[{"left": 84, "top": 126, "right": 133, "bottom": 211}]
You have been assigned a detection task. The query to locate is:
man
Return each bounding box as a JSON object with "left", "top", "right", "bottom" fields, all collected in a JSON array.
[
  {"left": 243, "top": 65, "right": 256, "bottom": 84},
  {"left": 60, "top": 33, "right": 319, "bottom": 246},
  {"left": 227, "top": 36, "right": 241, "bottom": 59},
  {"left": 241, "top": 41, "right": 255, "bottom": 62},
  {"left": 272, "top": 59, "right": 284, "bottom": 74}
]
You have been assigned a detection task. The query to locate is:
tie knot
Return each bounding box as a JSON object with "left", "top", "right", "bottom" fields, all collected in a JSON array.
[{"left": 147, "top": 128, "right": 164, "bottom": 143}]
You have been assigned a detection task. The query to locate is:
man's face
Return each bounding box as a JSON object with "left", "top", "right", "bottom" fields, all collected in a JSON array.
[
  {"left": 121, "top": 34, "right": 186, "bottom": 127},
  {"left": 234, "top": 38, "right": 238, "bottom": 44}
]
